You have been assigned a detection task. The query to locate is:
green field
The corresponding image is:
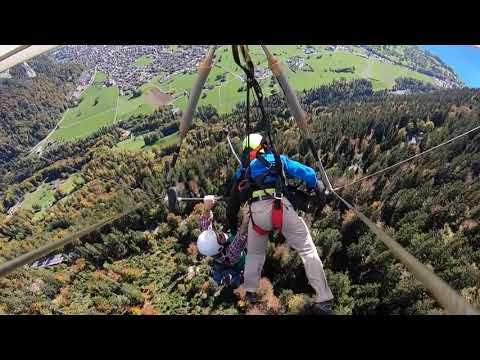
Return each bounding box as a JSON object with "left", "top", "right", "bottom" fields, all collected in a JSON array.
[
  {"left": 52, "top": 71, "right": 118, "bottom": 141},
  {"left": 20, "top": 176, "right": 85, "bottom": 221},
  {"left": 22, "top": 183, "right": 56, "bottom": 220},
  {"left": 157, "top": 45, "right": 436, "bottom": 113},
  {"left": 58, "top": 174, "right": 85, "bottom": 196},
  {"left": 360, "top": 58, "right": 435, "bottom": 90},
  {"left": 115, "top": 76, "right": 167, "bottom": 122},
  {"left": 132, "top": 55, "right": 154, "bottom": 67},
  {"left": 116, "top": 132, "right": 179, "bottom": 151},
  {"left": 50, "top": 45, "right": 439, "bottom": 142}
]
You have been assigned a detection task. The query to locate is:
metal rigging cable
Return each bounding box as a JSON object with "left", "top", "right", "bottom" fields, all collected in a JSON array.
[
  {"left": 333, "top": 123, "right": 480, "bottom": 191},
  {"left": 331, "top": 189, "right": 479, "bottom": 315}
]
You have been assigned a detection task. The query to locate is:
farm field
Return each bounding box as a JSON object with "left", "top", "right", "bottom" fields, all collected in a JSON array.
[
  {"left": 51, "top": 71, "right": 118, "bottom": 141},
  {"left": 116, "top": 132, "right": 180, "bottom": 152},
  {"left": 132, "top": 55, "right": 154, "bottom": 67},
  {"left": 21, "top": 183, "right": 56, "bottom": 221},
  {"left": 57, "top": 174, "right": 85, "bottom": 196},
  {"left": 50, "top": 45, "right": 438, "bottom": 142}
]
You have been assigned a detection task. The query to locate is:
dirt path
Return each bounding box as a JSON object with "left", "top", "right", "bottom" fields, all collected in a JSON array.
[
  {"left": 145, "top": 87, "right": 174, "bottom": 108},
  {"left": 113, "top": 91, "right": 120, "bottom": 124}
]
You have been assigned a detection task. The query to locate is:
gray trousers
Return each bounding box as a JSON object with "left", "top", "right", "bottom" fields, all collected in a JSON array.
[{"left": 242, "top": 198, "right": 334, "bottom": 303}]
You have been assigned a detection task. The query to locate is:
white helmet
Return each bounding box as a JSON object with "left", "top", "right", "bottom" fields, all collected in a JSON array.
[{"left": 197, "top": 230, "right": 223, "bottom": 256}]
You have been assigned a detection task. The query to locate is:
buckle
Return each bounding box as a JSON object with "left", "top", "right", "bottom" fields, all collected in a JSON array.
[
  {"left": 273, "top": 192, "right": 283, "bottom": 209},
  {"left": 252, "top": 194, "right": 271, "bottom": 202}
]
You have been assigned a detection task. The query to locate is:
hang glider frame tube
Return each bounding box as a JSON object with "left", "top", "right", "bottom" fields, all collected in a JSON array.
[{"left": 0, "top": 45, "right": 61, "bottom": 73}]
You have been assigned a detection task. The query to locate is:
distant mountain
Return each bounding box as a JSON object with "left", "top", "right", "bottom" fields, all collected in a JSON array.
[{"left": 357, "top": 45, "right": 463, "bottom": 87}]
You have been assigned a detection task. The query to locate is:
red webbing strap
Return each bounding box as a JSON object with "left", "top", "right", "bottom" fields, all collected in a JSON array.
[
  {"left": 250, "top": 206, "right": 270, "bottom": 236},
  {"left": 252, "top": 222, "right": 270, "bottom": 236},
  {"left": 250, "top": 201, "right": 283, "bottom": 235}
]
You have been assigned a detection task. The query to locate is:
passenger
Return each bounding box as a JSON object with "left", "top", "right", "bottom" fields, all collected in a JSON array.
[{"left": 197, "top": 195, "right": 249, "bottom": 288}]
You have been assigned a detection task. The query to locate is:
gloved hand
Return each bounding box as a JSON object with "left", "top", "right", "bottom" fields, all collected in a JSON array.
[
  {"left": 314, "top": 180, "right": 327, "bottom": 213},
  {"left": 315, "top": 179, "right": 326, "bottom": 194},
  {"left": 203, "top": 195, "right": 216, "bottom": 211}
]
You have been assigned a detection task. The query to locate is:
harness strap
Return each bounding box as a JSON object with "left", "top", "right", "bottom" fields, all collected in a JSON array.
[
  {"left": 232, "top": 45, "right": 254, "bottom": 179},
  {"left": 249, "top": 207, "right": 270, "bottom": 236},
  {"left": 252, "top": 222, "right": 270, "bottom": 236},
  {"left": 272, "top": 151, "right": 288, "bottom": 194},
  {"left": 249, "top": 198, "right": 284, "bottom": 235},
  {"left": 232, "top": 45, "right": 286, "bottom": 236},
  {"left": 250, "top": 151, "right": 282, "bottom": 187},
  {"left": 271, "top": 200, "right": 283, "bottom": 231},
  {"left": 255, "top": 152, "right": 274, "bottom": 170}
]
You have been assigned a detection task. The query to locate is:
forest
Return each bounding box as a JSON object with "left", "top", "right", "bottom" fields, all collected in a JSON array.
[
  {"left": 0, "top": 57, "right": 83, "bottom": 170},
  {"left": 0, "top": 77, "right": 479, "bottom": 315}
]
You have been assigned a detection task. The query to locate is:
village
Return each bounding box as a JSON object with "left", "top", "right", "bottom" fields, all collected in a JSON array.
[{"left": 52, "top": 45, "right": 210, "bottom": 96}]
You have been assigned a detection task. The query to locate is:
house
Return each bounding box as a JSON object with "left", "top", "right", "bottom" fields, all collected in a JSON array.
[
  {"left": 119, "top": 129, "right": 131, "bottom": 140},
  {"left": 31, "top": 254, "right": 65, "bottom": 268},
  {"left": 51, "top": 45, "right": 210, "bottom": 100},
  {"left": 0, "top": 69, "right": 11, "bottom": 78},
  {"left": 22, "top": 62, "right": 37, "bottom": 78},
  {"left": 304, "top": 46, "right": 316, "bottom": 54},
  {"left": 104, "top": 78, "right": 115, "bottom": 87},
  {"left": 171, "top": 107, "right": 182, "bottom": 116}
]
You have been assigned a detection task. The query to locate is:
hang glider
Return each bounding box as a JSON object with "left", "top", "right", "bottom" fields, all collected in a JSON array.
[{"left": 0, "top": 45, "right": 61, "bottom": 73}]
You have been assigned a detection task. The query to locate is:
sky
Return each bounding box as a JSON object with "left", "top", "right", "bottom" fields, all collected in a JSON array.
[{"left": 420, "top": 45, "right": 480, "bottom": 88}]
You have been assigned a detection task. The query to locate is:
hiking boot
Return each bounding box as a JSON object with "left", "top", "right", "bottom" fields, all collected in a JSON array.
[
  {"left": 245, "top": 291, "right": 258, "bottom": 304},
  {"left": 310, "top": 300, "right": 335, "bottom": 315}
]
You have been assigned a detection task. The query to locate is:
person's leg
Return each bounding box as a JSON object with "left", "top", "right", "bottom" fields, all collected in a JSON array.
[
  {"left": 242, "top": 222, "right": 268, "bottom": 292},
  {"left": 230, "top": 269, "right": 243, "bottom": 288},
  {"left": 212, "top": 263, "right": 224, "bottom": 285},
  {"left": 282, "top": 199, "right": 334, "bottom": 303},
  {"left": 241, "top": 200, "right": 271, "bottom": 293}
]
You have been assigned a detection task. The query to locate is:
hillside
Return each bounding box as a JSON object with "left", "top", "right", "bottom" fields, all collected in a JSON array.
[
  {"left": 359, "top": 45, "right": 461, "bottom": 87},
  {"left": 0, "top": 57, "right": 84, "bottom": 170},
  {"left": 1, "top": 79, "right": 479, "bottom": 315}
]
